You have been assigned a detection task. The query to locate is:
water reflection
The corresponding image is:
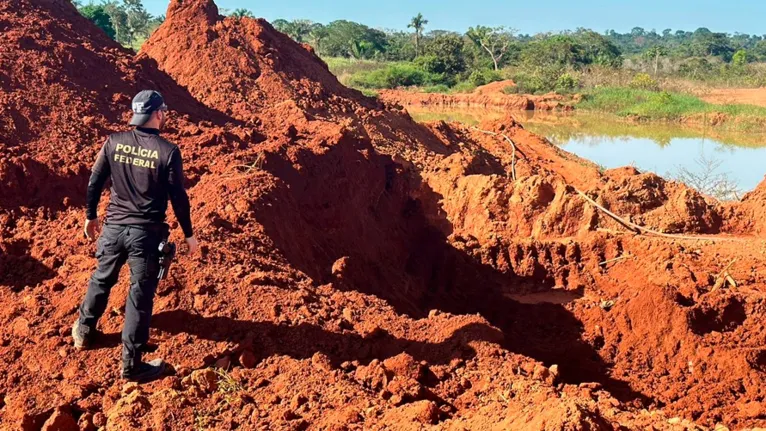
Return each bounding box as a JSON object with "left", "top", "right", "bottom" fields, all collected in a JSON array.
[{"left": 408, "top": 108, "right": 766, "bottom": 193}]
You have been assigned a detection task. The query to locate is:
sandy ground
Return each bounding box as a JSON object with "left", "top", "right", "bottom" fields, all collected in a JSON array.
[{"left": 701, "top": 87, "right": 766, "bottom": 107}]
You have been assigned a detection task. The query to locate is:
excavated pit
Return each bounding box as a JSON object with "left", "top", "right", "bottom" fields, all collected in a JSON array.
[{"left": 1, "top": 0, "right": 765, "bottom": 429}]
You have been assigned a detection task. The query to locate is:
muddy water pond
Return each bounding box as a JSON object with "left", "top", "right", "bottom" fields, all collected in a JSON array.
[{"left": 409, "top": 108, "right": 766, "bottom": 196}]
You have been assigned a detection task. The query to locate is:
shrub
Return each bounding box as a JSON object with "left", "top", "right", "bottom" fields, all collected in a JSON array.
[
  {"left": 468, "top": 69, "right": 503, "bottom": 87},
  {"left": 505, "top": 71, "right": 550, "bottom": 94},
  {"left": 629, "top": 73, "right": 659, "bottom": 91},
  {"left": 450, "top": 81, "right": 478, "bottom": 93},
  {"left": 347, "top": 64, "right": 430, "bottom": 89},
  {"left": 732, "top": 49, "right": 748, "bottom": 67},
  {"left": 555, "top": 73, "right": 580, "bottom": 93},
  {"left": 422, "top": 84, "right": 450, "bottom": 93}
]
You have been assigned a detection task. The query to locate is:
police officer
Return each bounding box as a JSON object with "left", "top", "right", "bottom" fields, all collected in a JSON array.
[{"left": 73, "top": 90, "right": 199, "bottom": 382}]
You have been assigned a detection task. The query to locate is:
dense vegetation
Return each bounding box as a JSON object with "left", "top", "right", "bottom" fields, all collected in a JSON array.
[
  {"left": 76, "top": 1, "right": 766, "bottom": 95},
  {"left": 75, "top": 0, "right": 163, "bottom": 50}
]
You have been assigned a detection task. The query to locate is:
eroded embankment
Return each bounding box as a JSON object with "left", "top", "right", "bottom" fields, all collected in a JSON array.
[
  {"left": 1, "top": 0, "right": 765, "bottom": 429},
  {"left": 378, "top": 80, "right": 578, "bottom": 112}
]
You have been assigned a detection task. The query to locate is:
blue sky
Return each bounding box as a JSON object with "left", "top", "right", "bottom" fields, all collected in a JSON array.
[{"left": 144, "top": 0, "right": 766, "bottom": 35}]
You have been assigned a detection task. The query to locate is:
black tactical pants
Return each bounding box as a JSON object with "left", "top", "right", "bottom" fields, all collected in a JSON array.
[{"left": 78, "top": 223, "right": 166, "bottom": 370}]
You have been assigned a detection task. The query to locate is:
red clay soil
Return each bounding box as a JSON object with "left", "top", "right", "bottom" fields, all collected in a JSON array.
[
  {"left": 378, "top": 80, "right": 579, "bottom": 111},
  {"left": 1, "top": 0, "right": 766, "bottom": 430}
]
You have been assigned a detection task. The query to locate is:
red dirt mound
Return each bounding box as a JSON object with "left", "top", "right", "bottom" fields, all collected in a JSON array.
[
  {"left": 1, "top": 0, "right": 765, "bottom": 429},
  {"left": 0, "top": 0, "right": 242, "bottom": 210},
  {"left": 139, "top": 0, "right": 372, "bottom": 122}
]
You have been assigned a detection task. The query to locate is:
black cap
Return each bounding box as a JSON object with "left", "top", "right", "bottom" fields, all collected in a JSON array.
[{"left": 129, "top": 90, "right": 167, "bottom": 126}]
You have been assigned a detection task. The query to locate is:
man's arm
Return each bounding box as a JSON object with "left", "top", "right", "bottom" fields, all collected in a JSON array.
[
  {"left": 84, "top": 141, "right": 111, "bottom": 239},
  {"left": 167, "top": 147, "right": 195, "bottom": 242}
]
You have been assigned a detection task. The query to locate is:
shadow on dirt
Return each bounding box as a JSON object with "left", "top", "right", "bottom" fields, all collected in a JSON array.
[
  {"left": 0, "top": 239, "right": 56, "bottom": 290},
  {"left": 243, "top": 133, "right": 652, "bottom": 405},
  {"left": 153, "top": 310, "right": 504, "bottom": 369},
  {"left": 0, "top": 157, "right": 89, "bottom": 210}
]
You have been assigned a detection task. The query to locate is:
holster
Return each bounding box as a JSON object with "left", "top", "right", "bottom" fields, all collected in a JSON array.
[{"left": 157, "top": 227, "right": 176, "bottom": 280}]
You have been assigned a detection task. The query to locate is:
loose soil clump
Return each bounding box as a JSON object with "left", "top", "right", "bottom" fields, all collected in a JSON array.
[{"left": 1, "top": 0, "right": 765, "bottom": 429}]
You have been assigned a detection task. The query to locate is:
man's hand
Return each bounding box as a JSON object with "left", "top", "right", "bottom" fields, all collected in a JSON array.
[
  {"left": 84, "top": 218, "right": 100, "bottom": 240},
  {"left": 185, "top": 236, "right": 199, "bottom": 255}
]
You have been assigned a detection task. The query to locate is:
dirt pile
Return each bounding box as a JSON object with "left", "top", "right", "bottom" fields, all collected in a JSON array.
[
  {"left": 1, "top": 0, "right": 765, "bottom": 429},
  {"left": 378, "top": 80, "right": 579, "bottom": 111}
]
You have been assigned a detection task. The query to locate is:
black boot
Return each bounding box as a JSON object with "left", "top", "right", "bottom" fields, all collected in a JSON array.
[
  {"left": 122, "top": 358, "right": 166, "bottom": 383},
  {"left": 72, "top": 320, "right": 101, "bottom": 350}
]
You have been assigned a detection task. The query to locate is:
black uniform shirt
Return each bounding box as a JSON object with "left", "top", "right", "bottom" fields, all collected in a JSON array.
[{"left": 86, "top": 127, "right": 194, "bottom": 238}]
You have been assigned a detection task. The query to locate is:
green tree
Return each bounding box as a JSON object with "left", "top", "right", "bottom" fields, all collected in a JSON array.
[
  {"left": 382, "top": 31, "right": 417, "bottom": 61},
  {"left": 123, "top": 0, "right": 152, "bottom": 46},
  {"left": 78, "top": 4, "right": 116, "bottom": 39},
  {"left": 643, "top": 45, "right": 668, "bottom": 75},
  {"left": 573, "top": 29, "right": 622, "bottom": 67},
  {"left": 408, "top": 13, "right": 428, "bottom": 56},
  {"left": 521, "top": 35, "right": 583, "bottom": 69},
  {"left": 467, "top": 25, "right": 516, "bottom": 70},
  {"left": 322, "top": 20, "right": 387, "bottom": 59},
  {"left": 231, "top": 8, "right": 254, "bottom": 19},
  {"left": 309, "top": 23, "right": 329, "bottom": 52},
  {"left": 420, "top": 33, "right": 466, "bottom": 77},
  {"left": 732, "top": 49, "right": 748, "bottom": 66},
  {"left": 283, "top": 20, "right": 314, "bottom": 43}
]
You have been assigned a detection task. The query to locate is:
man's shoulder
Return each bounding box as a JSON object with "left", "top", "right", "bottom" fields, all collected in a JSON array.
[{"left": 154, "top": 135, "right": 179, "bottom": 151}]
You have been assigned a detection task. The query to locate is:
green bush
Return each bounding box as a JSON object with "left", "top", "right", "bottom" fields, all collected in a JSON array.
[
  {"left": 468, "top": 69, "right": 503, "bottom": 87},
  {"left": 505, "top": 71, "right": 550, "bottom": 95},
  {"left": 629, "top": 73, "right": 659, "bottom": 91},
  {"left": 422, "top": 84, "right": 451, "bottom": 93},
  {"left": 450, "top": 81, "right": 478, "bottom": 93},
  {"left": 555, "top": 73, "right": 580, "bottom": 93},
  {"left": 732, "top": 49, "right": 748, "bottom": 67},
  {"left": 347, "top": 64, "right": 431, "bottom": 89}
]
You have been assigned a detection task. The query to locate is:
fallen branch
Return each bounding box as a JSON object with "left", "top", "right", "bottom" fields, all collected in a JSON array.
[
  {"left": 471, "top": 126, "right": 518, "bottom": 181},
  {"left": 599, "top": 253, "right": 634, "bottom": 266},
  {"left": 712, "top": 259, "right": 738, "bottom": 291},
  {"left": 574, "top": 188, "right": 741, "bottom": 242}
]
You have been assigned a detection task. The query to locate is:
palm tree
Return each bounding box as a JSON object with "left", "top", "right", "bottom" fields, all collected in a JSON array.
[{"left": 408, "top": 13, "right": 428, "bottom": 56}]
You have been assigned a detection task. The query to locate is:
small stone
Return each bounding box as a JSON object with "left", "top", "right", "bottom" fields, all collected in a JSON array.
[
  {"left": 41, "top": 406, "right": 77, "bottom": 431},
  {"left": 215, "top": 356, "right": 232, "bottom": 370},
  {"left": 11, "top": 318, "right": 30, "bottom": 337},
  {"left": 92, "top": 412, "right": 106, "bottom": 428},
  {"left": 532, "top": 364, "right": 551, "bottom": 382},
  {"left": 342, "top": 307, "right": 354, "bottom": 323},
  {"left": 291, "top": 394, "right": 308, "bottom": 410},
  {"left": 549, "top": 364, "right": 560, "bottom": 381},
  {"left": 399, "top": 400, "right": 439, "bottom": 424},
  {"left": 77, "top": 412, "right": 96, "bottom": 431},
  {"left": 667, "top": 417, "right": 681, "bottom": 425},
  {"left": 121, "top": 382, "right": 139, "bottom": 396},
  {"left": 239, "top": 350, "right": 257, "bottom": 369},
  {"left": 190, "top": 368, "right": 218, "bottom": 393},
  {"left": 428, "top": 309, "right": 440, "bottom": 318},
  {"left": 383, "top": 353, "right": 423, "bottom": 382},
  {"left": 460, "top": 377, "right": 472, "bottom": 389},
  {"left": 311, "top": 352, "right": 332, "bottom": 372}
]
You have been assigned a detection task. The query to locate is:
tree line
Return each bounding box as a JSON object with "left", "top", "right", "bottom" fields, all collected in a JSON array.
[
  {"left": 74, "top": 0, "right": 163, "bottom": 49},
  {"left": 75, "top": 1, "right": 766, "bottom": 91}
]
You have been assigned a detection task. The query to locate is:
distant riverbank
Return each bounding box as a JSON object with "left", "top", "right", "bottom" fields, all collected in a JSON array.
[{"left": 378, "top": 82, "right": 766, "bottom": 131}]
